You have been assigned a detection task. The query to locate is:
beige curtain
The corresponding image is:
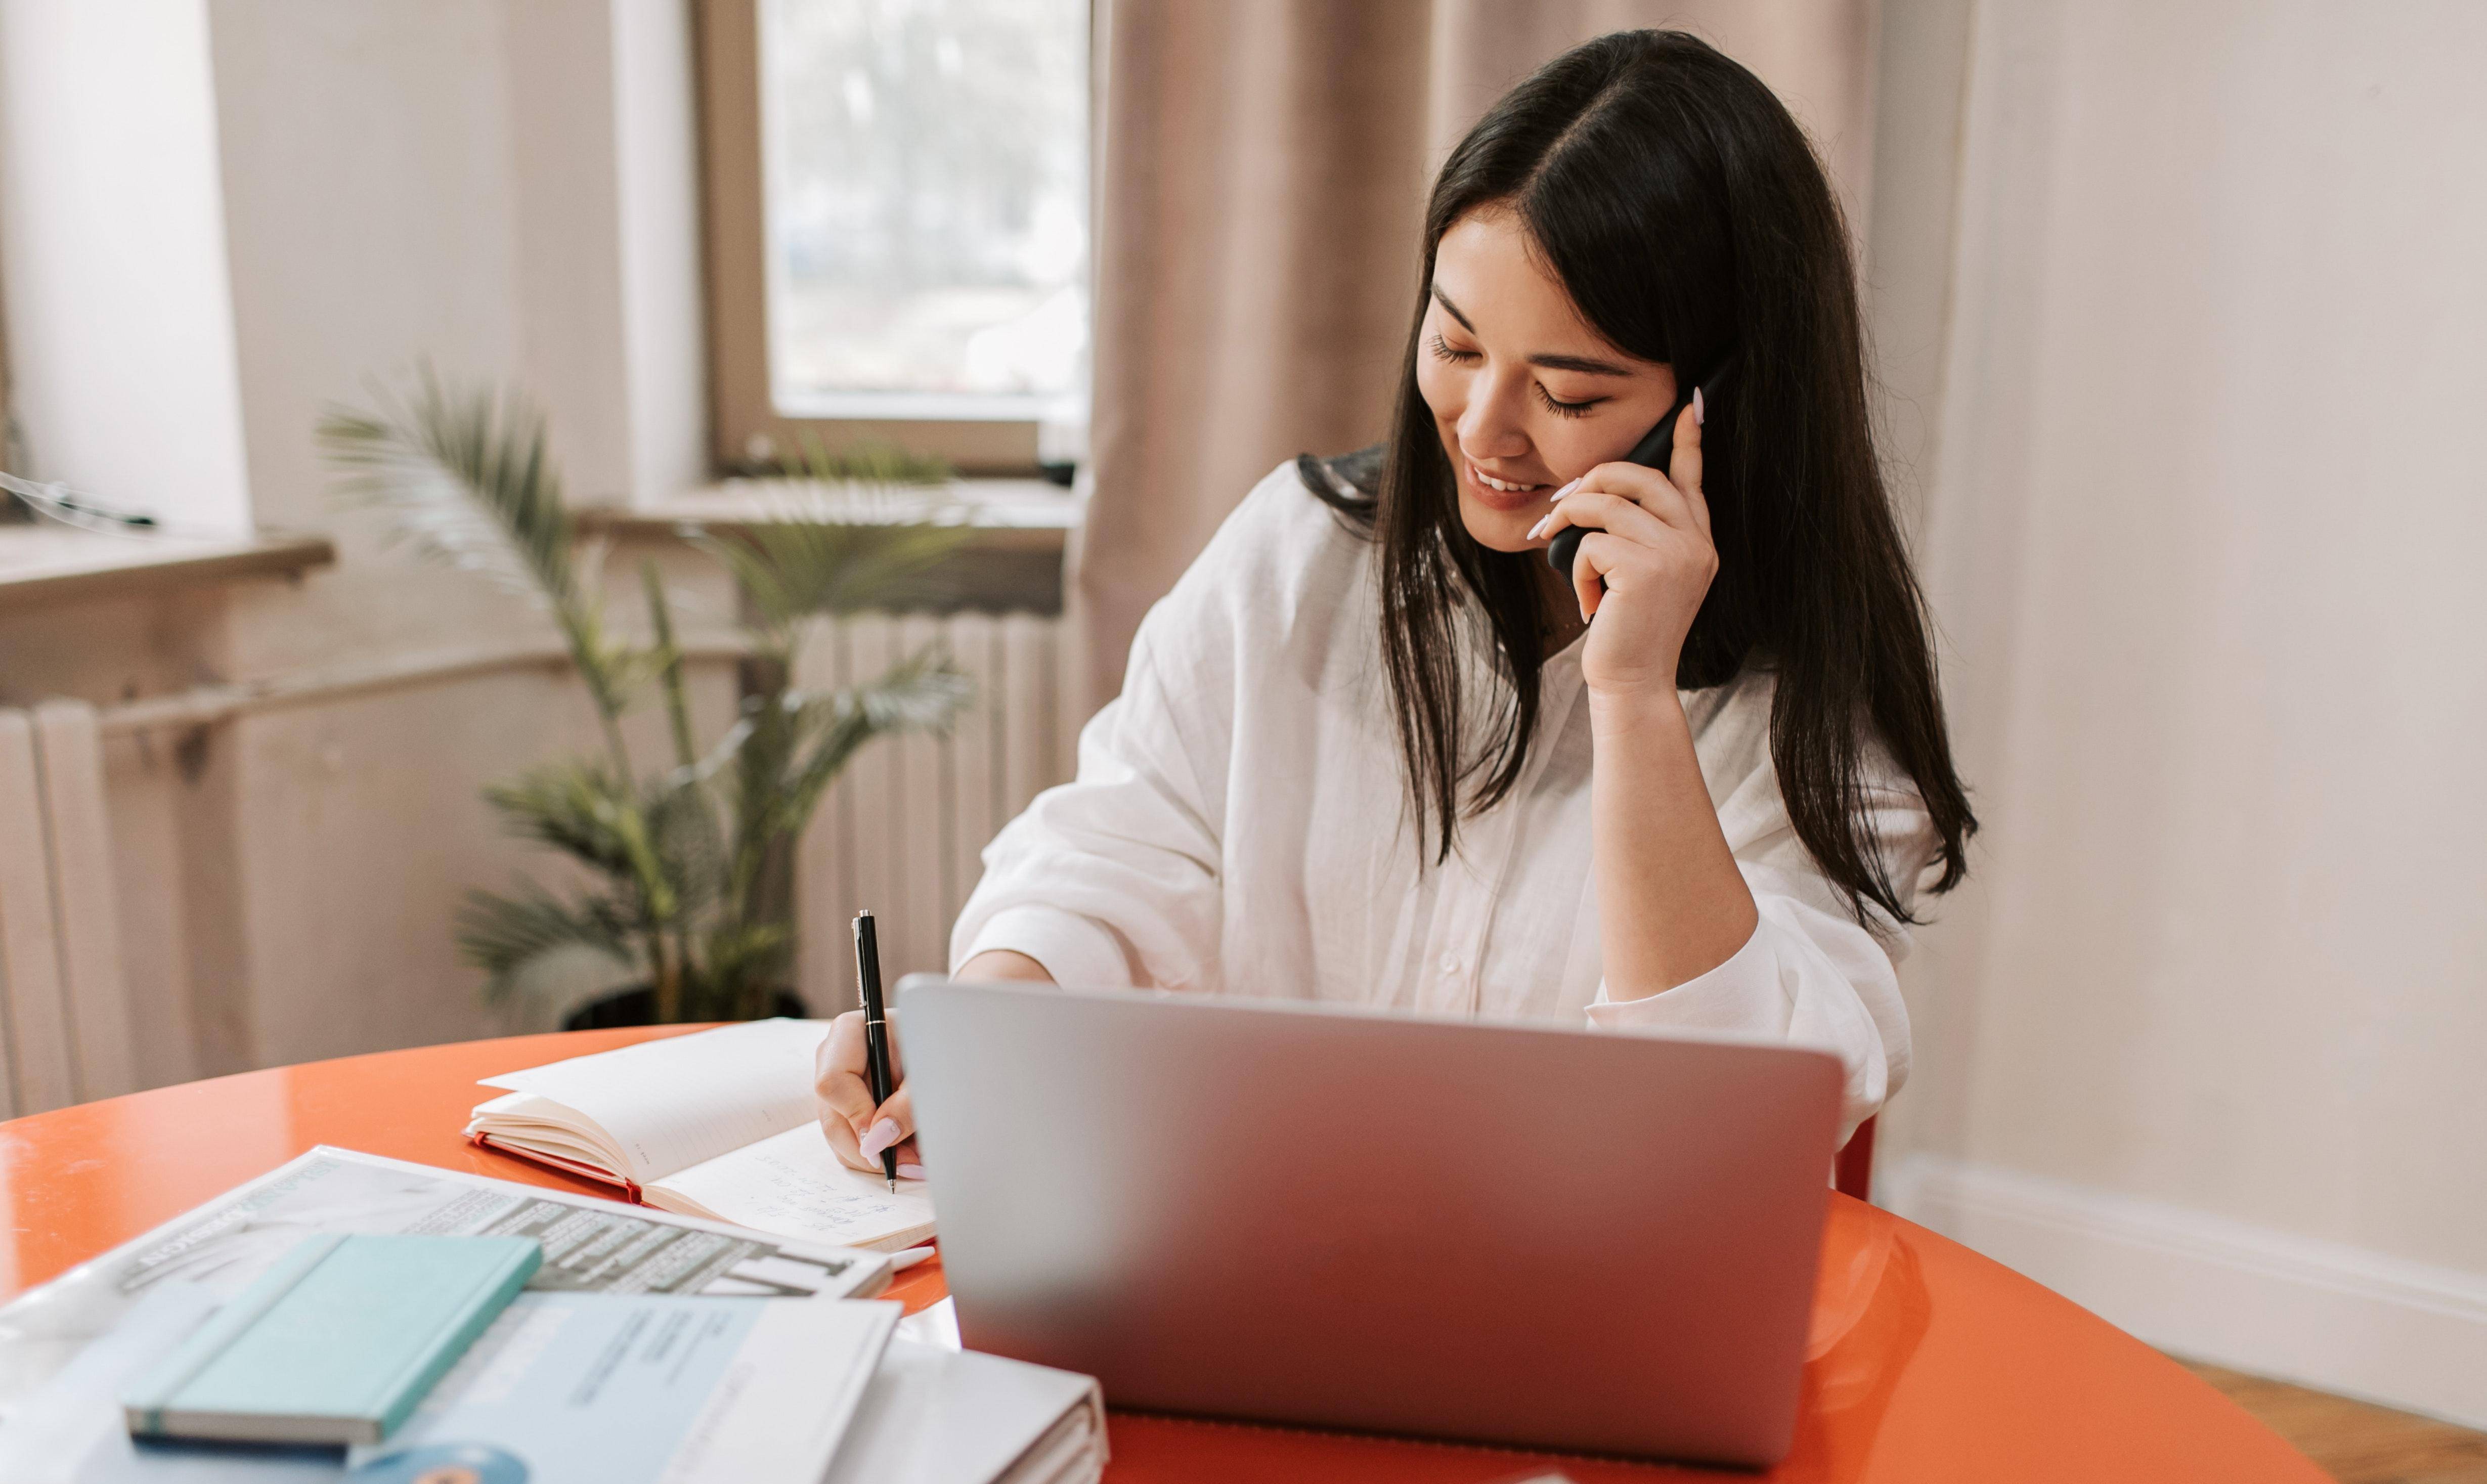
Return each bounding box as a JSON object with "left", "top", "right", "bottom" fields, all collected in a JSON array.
[{"left": 1074, "top": 0, "right": 1882, "bottom": 710}]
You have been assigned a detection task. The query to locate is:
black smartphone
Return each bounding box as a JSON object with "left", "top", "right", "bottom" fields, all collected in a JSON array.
[{"left": 1545, "top": 365, "right": 1724, "bottom": 578}]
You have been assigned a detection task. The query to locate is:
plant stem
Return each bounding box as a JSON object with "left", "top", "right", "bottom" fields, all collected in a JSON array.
[
  {"left": 558, "top": 608, "right": 636, "bottom": 782},
  {"left": 675, "top": 925, "right": 699, "bottom": 1019},
  {"left": 641, "top": 559, "right": 699, "bottom": 771},
  {"left": 649, "top": 928, "right": 680, "bottom": 1022}
]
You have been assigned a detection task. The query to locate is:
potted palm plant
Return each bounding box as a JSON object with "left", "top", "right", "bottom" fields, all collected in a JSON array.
[{"left": 318, "top": 373, "right": 972, "bottom": 1026}]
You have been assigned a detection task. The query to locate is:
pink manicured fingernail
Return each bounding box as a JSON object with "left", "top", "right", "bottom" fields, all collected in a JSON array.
[
  {"left": 1692, "top": 387, "right": 1705, "bottom": 426},
  {"left": 1525, "top": 515, "right": 1552, "bottom": 541},
  {"left": 1553, "top": 477, "right": 1581, "bottom": 499},
  {"left": 858, "top": 1118, "right": 902, "bottom": 1161},
  {"left": 895, "top": 1162, "right": 927, "bottom": 1181}
]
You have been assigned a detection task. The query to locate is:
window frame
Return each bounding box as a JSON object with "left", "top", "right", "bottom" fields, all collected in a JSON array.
[{"left": 693, "top": 0, "right": 1067, "bottom": 476}]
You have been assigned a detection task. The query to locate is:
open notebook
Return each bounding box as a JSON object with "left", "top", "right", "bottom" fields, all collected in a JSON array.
[{"left": 465, "top": 1018, "right": 935, "bottom": 1252}]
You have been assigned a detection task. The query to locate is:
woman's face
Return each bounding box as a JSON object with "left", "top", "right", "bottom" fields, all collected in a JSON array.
[{"left": 1416, "top": 206, "right": 1680, "bottom": 553}]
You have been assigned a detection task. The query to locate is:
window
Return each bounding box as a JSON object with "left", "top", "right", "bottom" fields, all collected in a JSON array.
[{"left": 697, "top": 0, "right": 1090, "bottom": 476}]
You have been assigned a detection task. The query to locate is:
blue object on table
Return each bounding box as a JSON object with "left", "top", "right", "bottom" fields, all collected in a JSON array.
[{"left": 120, "top": 1232, "right": 541, "bottom": 1446}]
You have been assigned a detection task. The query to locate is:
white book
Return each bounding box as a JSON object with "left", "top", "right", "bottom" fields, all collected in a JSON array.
[
  {"left": 826, "top": 1339, "right": 1108, "bottom": 1484},
  {"left": 464, "top": 1019, "right": 936, "bottom": 1252}
]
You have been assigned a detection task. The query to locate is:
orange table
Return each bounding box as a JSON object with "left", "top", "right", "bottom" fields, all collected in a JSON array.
[{"left": 0, "top": 1030, "right": 2321, "bottom": 1483}]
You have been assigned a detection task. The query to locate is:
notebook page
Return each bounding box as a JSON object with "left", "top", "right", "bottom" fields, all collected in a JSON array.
[
  {"left": 478, "top": 1018, "right": 827, "bottom": 1182},
  {"left": 651, "top": 1124, "right": 935, "bottom": 1250}
]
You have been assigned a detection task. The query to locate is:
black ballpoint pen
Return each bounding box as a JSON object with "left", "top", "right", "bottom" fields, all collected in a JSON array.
[{"left": 853, "top": 910, "right": 899, "bottom": 1193}]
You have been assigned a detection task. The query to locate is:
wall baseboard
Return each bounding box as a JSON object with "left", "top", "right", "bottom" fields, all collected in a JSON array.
[{"left": 1883, "top": 1154, "right": 2487, "bottom": 1430}]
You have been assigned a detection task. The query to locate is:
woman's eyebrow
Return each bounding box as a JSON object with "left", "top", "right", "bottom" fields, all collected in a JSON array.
[
  {"left": 1429, "top": 284, "right": 1477, "bottom": 332},
  {"left": 1428, "top": 286, "right": 1637, "bottom": 378},
  {"left": 1528, "top": 351, "right": 1637, "bottom": 377}
]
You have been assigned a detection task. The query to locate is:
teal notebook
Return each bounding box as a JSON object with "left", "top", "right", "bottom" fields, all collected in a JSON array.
[{"left": 120, "top": 1232, "right": 541, "bottom": 1445}]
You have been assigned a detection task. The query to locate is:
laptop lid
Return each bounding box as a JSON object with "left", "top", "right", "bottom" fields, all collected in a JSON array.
[{"left": 898, "top": 977, "right": 1842, "bottom": 1467}]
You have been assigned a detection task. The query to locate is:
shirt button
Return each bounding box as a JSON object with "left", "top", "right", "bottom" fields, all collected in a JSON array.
[{"left": 1438, "top": 951, "right": 1462, "bottom": 975}]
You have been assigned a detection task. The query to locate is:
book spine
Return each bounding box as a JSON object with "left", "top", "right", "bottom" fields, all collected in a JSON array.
[
  {"left": 120, "top": 1233, "right": 346, "bottom": 1434},
  {"left": 367, "top": 1239, "right": 545, "bottom": 1441},
  {"left": 468, "top": 1131, "right": 645, "bottom": 1202}
]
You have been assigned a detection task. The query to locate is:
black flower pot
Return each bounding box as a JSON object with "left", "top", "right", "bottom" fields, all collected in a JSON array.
[{"left": 561, "top": 985, "right": 810, "bottom": 1030}]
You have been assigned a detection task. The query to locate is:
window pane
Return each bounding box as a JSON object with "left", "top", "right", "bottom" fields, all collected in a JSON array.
[{"left": 762, "top": 0, "right": 1088, "bottom": 419}]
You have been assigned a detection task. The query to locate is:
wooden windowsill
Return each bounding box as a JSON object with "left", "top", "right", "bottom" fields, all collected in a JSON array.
[
  {"left": 0, "top": 524, "right": 336, "bottom": 610},
  {"left": 577, "top": 476, "right": 1079, "bottom": 554}
]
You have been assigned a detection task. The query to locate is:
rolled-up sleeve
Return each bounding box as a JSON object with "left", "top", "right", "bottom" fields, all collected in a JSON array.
[
  {"left": 1584, "top": 778, "right": 1935, "bottom": 1145},
  {"left": 954, "top": 903, "right": 1133, "bottom": 991}
]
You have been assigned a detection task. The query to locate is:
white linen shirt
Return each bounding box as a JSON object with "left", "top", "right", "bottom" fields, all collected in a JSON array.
[{"left": 952, "top": 461, "right": 1942, "bottom": 1142}]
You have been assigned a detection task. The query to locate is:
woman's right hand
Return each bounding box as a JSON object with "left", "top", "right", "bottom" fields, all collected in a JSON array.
[
  {"left": 815, "top": 1010, "right": 921, "bottom": 1178},
  {"left": 813, "top": 950, "right": 1056, "bottom": 1176}
]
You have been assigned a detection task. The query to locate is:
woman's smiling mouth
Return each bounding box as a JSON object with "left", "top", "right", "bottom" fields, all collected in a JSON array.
[{"left": 1465, "top": 460, "right": 1554, "bottom": 511}]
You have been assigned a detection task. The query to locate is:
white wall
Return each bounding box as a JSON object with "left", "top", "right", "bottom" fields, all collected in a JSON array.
[
  {"left": 1880, "top": 0, "right": 2487, "bottom": 1425},
  {"left": 0, "top": 2, "right": 728, "bottom": 1076},
  {"left": 612, "top": 0, "right": 712, "bottom": 504},
  {"left": 0, "top": 0, "right": 253, "bottom": 534}
]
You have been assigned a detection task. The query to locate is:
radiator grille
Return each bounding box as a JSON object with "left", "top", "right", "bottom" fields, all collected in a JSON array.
[
  {"left": 0, "top": 701, "right": 137, "bottom": 1114},
  {"left": 795, "top": 612, "right": 1081, "bottom": 1011}
]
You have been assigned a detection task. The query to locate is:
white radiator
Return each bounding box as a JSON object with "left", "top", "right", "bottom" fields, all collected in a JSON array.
[
  {"left": 796, "top": 612, "right": 1083, "bottom": 1010},
  {"left": 0, "top": 701, "right": 137, "bottom": 1114}
]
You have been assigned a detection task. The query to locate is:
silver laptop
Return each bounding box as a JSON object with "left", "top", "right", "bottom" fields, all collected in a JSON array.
[{"left": 897, "top": 977, "right": 1843, "bottom": 1467}]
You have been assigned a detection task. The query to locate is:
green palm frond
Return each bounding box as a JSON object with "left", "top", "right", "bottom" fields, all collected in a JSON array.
[
  {"left": 698, "top": 516, "right": 974, "bottom": 635},
  {"left": 788, "top": 433, "right": 949, "bottom": 486},
  {"left": 839, "top": 644, "right": 978, "bottom": 730},
  {"left": 700, "top": 436, "right": 968, "bottom": 633},
  {"left": 483, "top": 763, "right": 637, "bottom": 875},
  {"left": 484, "top": 763, "right": 678, "bottom": 924},
  {"left": 318, "top": 369, "right": 579, "bottom": 611},
  {"left": 320, "top": 372, "right": 643, "bottom": 767},
  {"left": 695, "top": 921, "right": 796, "bottom": 1014},
  {"left": 776, "top": 644, "right": 973, "bottom": 833},
  {"left": 456, "top": 881, "right": 640, "bottom": 1005},
  {"left": 701, "top": 643, "right": 971, "bottom": 914},
  {"left": 644, "top": 775, "right": 724, "bottom": 920}
]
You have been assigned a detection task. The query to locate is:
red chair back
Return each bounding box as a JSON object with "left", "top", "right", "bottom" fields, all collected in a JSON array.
[{"left": 1834, "top": 1115, "right": 1877, "bottom": 1201}]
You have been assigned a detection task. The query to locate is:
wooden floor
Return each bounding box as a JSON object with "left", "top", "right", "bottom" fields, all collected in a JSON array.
[{"left": 2179, "top": 1361, "right": 2487, "bottom": 1484}]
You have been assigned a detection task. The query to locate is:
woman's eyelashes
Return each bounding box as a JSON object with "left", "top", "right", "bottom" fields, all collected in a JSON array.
[
  {"left": 1533, "top": 383, "right": 1600, "bottom": 418},
  {"left": 1427, "top": 335, "right": 1606, "bottom": 419}
]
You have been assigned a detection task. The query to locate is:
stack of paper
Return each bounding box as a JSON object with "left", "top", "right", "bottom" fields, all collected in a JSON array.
[{"left": 0, "top": 1147, "right": 1105, "bottom": 1484}]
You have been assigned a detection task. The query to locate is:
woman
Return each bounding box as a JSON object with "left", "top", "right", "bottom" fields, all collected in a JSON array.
[{"left": 817, "top": 30, "right": 1974, "bottom": 1178}]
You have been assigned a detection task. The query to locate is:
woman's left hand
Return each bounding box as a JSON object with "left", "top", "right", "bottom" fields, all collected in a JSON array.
[{"left": 1528, "top": 393, "right": 1714, "bottom": 698}]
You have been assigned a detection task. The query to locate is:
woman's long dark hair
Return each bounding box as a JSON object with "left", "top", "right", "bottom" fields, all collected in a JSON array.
[{"left": 1304, "top": 29, "right": 1974, "bottom": 925}]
